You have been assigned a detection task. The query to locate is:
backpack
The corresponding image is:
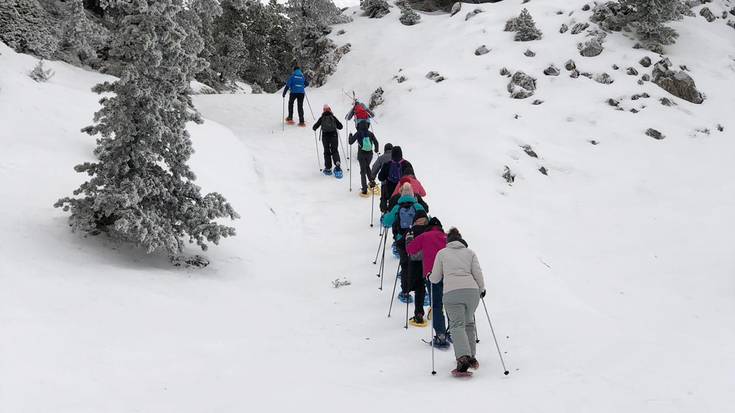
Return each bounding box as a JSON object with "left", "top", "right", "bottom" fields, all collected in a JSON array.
[
  {"left": 388, "top": 160, "right": 404, "bottom": 184},
  {"left": 321, "top": 114, "right": 337, "bottom": 133},
  {"left": 361, "top": 135, "right": 373, "bottom": 152},
  {"left": 398, "top": 204, "right": 416, "bottom": 230},
  {"left": 355, "top": 103, "right": 370, "bottom": 120}
]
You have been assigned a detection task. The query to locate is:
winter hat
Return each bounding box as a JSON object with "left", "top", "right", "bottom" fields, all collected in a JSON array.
[
  {"left": 384, "top": 143, "right": 393, "bottom": 152},
  {"left": 413, "top": 210, "right": 429, "bottom": 226},
  {"left": 403, "top": 164, "right": 415, "bottom": 177},
  {"left": 400, "top": 182, "right": 414, "bottom": 197},
  {"left": 447, "top": 227, "right": 467, "bottom": 246},
  {"left": 428, "top": 216, "right": 443, "bottom": 229},
  {"left": 323, "top": 104, "right": 332, "bottom": 113},
  {"left": 391, "top": 146, "right": 403, "bottom": 162}
]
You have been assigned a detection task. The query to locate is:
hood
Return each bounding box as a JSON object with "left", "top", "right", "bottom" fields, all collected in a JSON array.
[
  {"left": 391, "top": 146, "right": 403, "bottom": 161},
  {"left": 294, "top": 69, "right": 303, "bottom": 76},
  {"left": 397, "top": 195, "right": 417, "bottom": 205},
  {"left": 447, "top": 240, "right": 467, "bottom": 249}
]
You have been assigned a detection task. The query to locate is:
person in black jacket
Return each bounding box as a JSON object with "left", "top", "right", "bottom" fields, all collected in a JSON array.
[
  {"left": 348, "top": 122, "right": 379, "bottom": 195},
  {"left": 378, "top": 146, "right": 414, "bottom": 203},
  {"left": 312, "top": 105, "right": 344, "bottom": 175}
]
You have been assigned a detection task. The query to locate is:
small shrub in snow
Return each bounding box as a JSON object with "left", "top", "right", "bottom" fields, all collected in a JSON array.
[
  {"left": 332, "top": 277, "right": 352, "bottom": 288},
  {"left": 539, "top": 166, "right": 548, "bottom": 176},
  {"left": 578, "top": 37, "right": 604, "bottom": 57},
  {"left": 565, "top": 59, "right": 577, "bottom": 70},
  {"left": 544, "top": 64, "right": 560, "bottom": 76},
  {"left": 426, "top": 71, "right": 445, "bottom": 82},
  {"left": 500, "top": 67, "right": 511, "bottom": 77},
  {"left": 29, "top": 60, "right": 54, "bottom": 82},
  {"left": 590, "top": 1, "right": 630, "bottom": 32},
  {"left": 571, "top": 22, "right": 590, "bottom": 34},
  {"left": 728, "top": 20, "right": 735, "bottom": 30},
  {"left": 465, "top": 9, "right": 482, "bottom": 21},
  {"left": 660, "top": 97, "right": 675, "bottom": 106},
  {"left": 560, "top": 23, "right": 569, "bottom": 33},
  {"left": 513, "top": 9, "right": 543, "bottom": 41},
  {"left": 361, "top": 0, "right": 391, "bottom": 18},
  {"left": 170, "top": 255, "right": 210, "bottom": 268},
  {"left": 521, "top": 145, "right": 538, "bottom": 158},
  {"left": 397, "top": 1, "right": 421, "bottom": 25},
  {"left": 505, "top": 16, "right": 519, "bottom": 31},
  {"left": 619, "top": 0, "right": 684, "bottom": 51},
  {"left": 507, "top": 71, "right": 536, "bottom": 99},
  {"left": 627, "top": 67, "right": 639, "bottom": 75},
  {"left": 699, "top": 7, "right": 716, "bottom": 22},
  {"left": 502, "top": 166, "right": 515, "bottom": 184},
  {"left": 475, "top": 45, "right": 490, "bottom": 56},
  {"left": 369, "top": 87, "right": 384, "bottom": 110},
  {"left": 570, "top": 69, "right": 580, "bottom": 78},
  {"left": 524, "top": 49, "right": 536, "bottom": 57},
  {"left": 595, "top": 72, "right": 614, "bottom": 84}
]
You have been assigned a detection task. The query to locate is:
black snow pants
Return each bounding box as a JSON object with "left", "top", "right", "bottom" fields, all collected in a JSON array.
[
  {"left": 322, "top": 132, "right": 341, "bottom": 170},
  {"left": 288, "top": 93, "right": 305, "bottom": 123},
  {"left": 357, "top": 150, "right": 374, "bottom": 192}
]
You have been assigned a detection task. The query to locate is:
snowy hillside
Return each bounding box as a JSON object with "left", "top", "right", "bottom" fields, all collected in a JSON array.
[{"left": 2, "top": 0, "right": 735, "bottom": 412}]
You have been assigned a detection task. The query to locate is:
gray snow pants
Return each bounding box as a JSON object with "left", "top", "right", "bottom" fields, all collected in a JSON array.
[{"left": 444, "top": 288, "right": 480, "bottom": 359}]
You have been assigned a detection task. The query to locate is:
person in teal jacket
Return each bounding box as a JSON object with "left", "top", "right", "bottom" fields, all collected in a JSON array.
[
  {"left": 383, "top": 183, "right": 428, "bottom": 317},
  {"left": 282, "top": 66, "right": 310, "bottom": 126}
]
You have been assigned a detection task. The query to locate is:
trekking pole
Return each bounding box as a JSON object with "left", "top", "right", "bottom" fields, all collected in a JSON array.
[
  {"left": 282, "top": 96, "right": 285, "bottom": 131},
  {"left": 481, "top": 297, "right": 510, "bottom": 375},
  {"left": 373, "top": 229, "right": 386, "bottom": 264},
  {"left": 430, "top": 285, "right": 436, "bottom": 375},
  {"left": 349, "top": 143, "right": 353, "bottom": 192},
  {"left": 474, "top": 314, "right": 480, "bottom": 343},
  {"left": 314, "top": 130, "right": 322, "bottom": 172},
  {"left": 405, "top": 290, "right": 410, "bottom": 330},
  {"left": 378, "top": 231, "right": 388, "bottom": 290},
  {"left": 387, "top": 265, "right": 400, "bottom": 317},
  {"left": 370, "top": 187, "right": 376, "bottom": 227},
  {"left": 304, "top": 92, "right": 316, "bottom": 121}
]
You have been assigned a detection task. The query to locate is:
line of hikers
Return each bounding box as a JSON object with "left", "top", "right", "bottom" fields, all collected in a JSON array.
[{"left": 289, "top": 69, "right": 488, "bottom": 375}]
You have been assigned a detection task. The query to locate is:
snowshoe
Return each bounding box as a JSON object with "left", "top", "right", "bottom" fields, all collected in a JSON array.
[
  {"left": 456, "top": 356, "right": 472, "bottom": 374},
  {"left": 409, "top": 315, "right": 428, "bottom": 328},
  {"left": 397, "top": 292, "right": 413, "bottom": 304},
  {"left": 359, "top": 190, "right": 370, "bottom": 198},
  {"left": 468, "top": 357, "right": 480, "bottom": 370},
  {"left": 323, "top": 168, "right": 333, "bottom": 176},
  {"left": 285, "top": 118, "right": 295, "bottom": 125},
  {"left": 423, "top": 334, "right": 450, "bottom": 349},
  {"left": 334, "top": 168, "right": 343, "bottom": 179},
  {"left": 298, "top": 122, "right": 306, "bottom": 127},
  {"left": 451, "top": 369, "right": 473, "bottom": 378},
  {"left": 423, "top": 294, "right": 430, "bottom": 307},
  {"left": 370, "top": 185, "right": 381, "bottom": 195}
]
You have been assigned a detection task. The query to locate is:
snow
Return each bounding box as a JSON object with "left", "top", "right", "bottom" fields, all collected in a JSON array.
[{"left": 2, "top": 1, "right": 735, "bottom": 411}]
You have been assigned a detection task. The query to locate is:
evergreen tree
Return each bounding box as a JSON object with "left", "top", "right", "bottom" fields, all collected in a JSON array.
[
  {"left": 55, "top": 0, "right": 238, "bottom": 256},
  {"left": 58, "top": 0, "right": 100, "bottom": 64},
  {"left": 618, "top": 0, "right": 683, "bottom": 51},
  {"left": 513, "top": 8, "right": 542, "bottom": 41}
]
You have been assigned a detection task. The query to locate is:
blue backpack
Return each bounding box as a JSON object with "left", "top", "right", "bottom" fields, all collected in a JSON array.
[
  {"left": 388, "top": 160, "right": 404, "bottom": 184},
  {"left": 398, "top": 204, "right": 416, "bottom": 230}
]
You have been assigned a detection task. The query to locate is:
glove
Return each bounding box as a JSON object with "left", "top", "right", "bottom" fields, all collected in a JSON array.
[
  {"left": 480, "top": 290, "right": 486, "bottom": 298},
  {"left": 405, "top": 231, "right": 414, "bottom": 242}
]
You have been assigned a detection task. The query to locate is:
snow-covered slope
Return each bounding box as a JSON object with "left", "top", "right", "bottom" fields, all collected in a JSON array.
[{"left": 2, "top": 1, "right": 735, "bottom": 411}]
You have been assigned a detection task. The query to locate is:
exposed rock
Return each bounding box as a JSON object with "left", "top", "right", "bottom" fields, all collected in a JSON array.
[
  {"left": 507, "top": 71, "right": 537, "bottom": 99},
  {"left": 521, "top": 145, "right": 538, "bottom": 158},
  {"left": 641, "top": 74, "right": 650, "bottom": 81},
  {"left": 524, "top": 49, "right": 536, "bottom": 57},
  {"left": 627, "top": 67, "right": 639, "bottom": 76},
  {"left": 539, "top": 166, "right": 548, "bottom": 176},
  {"left": 369, "top": 87, "right": 384, "bottom": 110},
  {"left": 450, "top": 2, "right": 462, "bottom": 17},
  {"left": 652, "top": 59, "right": 704, "bottom": 104},
  {"left": 579, "top": 38, "right": 603, "bottom": 57},
  {"left": 728, "top": 20, "right": 735, "bottom": 30},
  {"left": 475, "top": 45, "right": 490, "bottom": 56},
  {"left": 640, "top": 56, "right": 652, "bottom": 67},
  {"left": 571, "top": 22, "right": 590, "bottom": 34},
  {"left": 631, "top": 93, "right": 650, "bottom": 100},
  {"left": 717, "top": 124, "right": 724, "bottom": 132},
  {"left": 466, "top": 9, "right": 482, "bottom": 21},
  {"left": 570, "top": 69, "right": 580, "bottom": 78},
  {"left": 637, "top": 79, "right": 644, "bottom": 85},
  {"left": 544, "top": 64, "right": 560, "bottom": 76},
  {"left": 660, "top": 97, "right": 675, "bottom": 106},
  {"left": 700, "top": 7, "right": 716, "bottom": 22},
  {"left": 565, "top": 59, "right": 576, "bottom": 71},
  {"left": 500, "top": 67, "right": 511, "bottom": 77},
  {"left": 336, "top": 29, "right": 346, "bottom": 35},
  {"left": 594, "top": 72, "right": 614, "bottom": 84},
  {"left": 612, "top": 64, "right": 619, "bottom": 70},
  {"left": 581, "top": 71, "right": 593, "bottom": 79},
  {"left": 645, "top": 128, "right": 664, "bottom": 140},
  {"left": 607, "top": 98, "right": 620, "bottom": 107},
  {"left": 630, "top": 108, "right": 639, "bottom": 113},
  {"left": 556, "top": 10, "right": 564, "bottom": 15},
  {"left": 502, "top": 166, "right": 515, "bottom": 184},
  {"left": 680, "top": 65, "right": 689, "bottom": 71},
  {"left": 589, "top": 139, "right": 599, "bottom": 145},
  {"left": 532, "top": 99, "right": 544, "bottom": 105},
  {"left": 582, "top": 4, "right": 591, "bottom": 11},
  {"left": 426, "top": 71, "right": 440, "bottom": 79},
  {"left": 560, "top": 23, "right": 569, "bottom": 33},
  {"left": 395, "top": 75, "right": 407, "bottom": 83}
]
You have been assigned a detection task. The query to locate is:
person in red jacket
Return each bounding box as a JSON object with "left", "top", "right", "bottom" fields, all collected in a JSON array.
[{"left": 406, "top": 216, "right": 449, "bottom": 348}]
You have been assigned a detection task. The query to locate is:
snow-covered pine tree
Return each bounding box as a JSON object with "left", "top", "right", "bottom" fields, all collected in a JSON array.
[
  {"left": 514, "top": 8, "right": 543, "bottom": 41},
  {"left": 286, "top": 0, "right": 343, "bottom": 87},
  {"left": 57, "top": 0, "right": 101, "bottom": 64},
  {"left": 618, "top": 0, "right": 683, "bottom": 52},
  {"left": 0, "top": 0, "right": 59, "bottom": 58},
  {"left": 55, "top": 0, "right": 238, "bottom": 256},
  {"left": 361, "top": 0, "right": 391, "bottom": 18},
  {"left": 29, "top": 59, "right": 54, "bottom": 82}
]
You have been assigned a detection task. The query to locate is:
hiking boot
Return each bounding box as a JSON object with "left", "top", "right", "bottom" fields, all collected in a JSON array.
[
  {"left": 368, "top": 181, "right": 376, "bottom": 188},
  {"left": 334, "top": 165, "right": 342, "bottom": 173},
  {"left": 456, "top": 356, "right": 472, "bottom": 373},
  {"left": 468, "top": 357, "right": 480, "bottom": 369},
  {"left": 298, "top": 122, "right": 306, "bottom": 127},
  {"left": 323, "top": 168, "right": 332, "bottom": 176},
  {"left": 432, "top": 334, "right": 450, "bottom": 349},
  {"left": 397, "top": 292, "right": 413, "bottom": 303},
  {"left": 413, "top": 313, "right": 424, "bottom": 325}
]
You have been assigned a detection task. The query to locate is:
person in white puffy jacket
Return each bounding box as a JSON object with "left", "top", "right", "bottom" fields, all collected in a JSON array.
[{"left": 429, "top": 227, "right": 486, "bottom": 374}]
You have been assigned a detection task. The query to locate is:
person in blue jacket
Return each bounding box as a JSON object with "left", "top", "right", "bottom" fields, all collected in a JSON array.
[{"left": 282, "top": 66, "right": 310, "bottom": 126}]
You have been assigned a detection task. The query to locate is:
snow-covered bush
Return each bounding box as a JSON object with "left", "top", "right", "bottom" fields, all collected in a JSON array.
[
  {"left": 397, "top": 1, "right": 421, "bottom": 26},
  {"left": 0, "top": 0, "right": 59, "bottom": 59},
  {"left": 56, "top": 0, "right": 106, "bottom": 65},
  {"left": 507, "top": 71, "right": 536, "bottom": 99},
  {"left": 369, "top": 87, "right": 384, "bottom": 110},
  {"left": 592, "top": 0, "right": 684, "bottom": 52},
  {"left": 361, "top": 0, "right": 391, "bottom": 18},
  {"left": 29, "top": 59, "right": 54, "bottom": 82},
  {"left": 55, "top": 0, "right": 238, "bottom": 256},
  {"left": 578, "top": 33, "right": 606, "bottom": 57},
  {"left": 511, "top": 9, "right": 543, "bottom": 41}
]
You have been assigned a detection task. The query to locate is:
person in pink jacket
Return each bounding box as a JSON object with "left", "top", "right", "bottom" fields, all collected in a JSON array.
[
  {"left": 390, "top": 168, "right": 427, "bottom": 198},
  {"left": 406, "top": 217, "right": 449, "bottom": 348}
]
